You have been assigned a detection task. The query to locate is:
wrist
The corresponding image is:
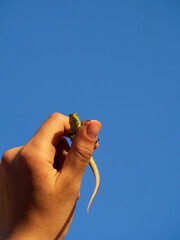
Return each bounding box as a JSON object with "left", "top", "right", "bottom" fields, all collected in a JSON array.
[{"left": 5, "top": 223, "right": 53, "bottom": 240}]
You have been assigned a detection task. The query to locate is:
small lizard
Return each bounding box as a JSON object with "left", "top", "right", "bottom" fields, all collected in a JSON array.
[{"left": 68, "top": 113, "right": 100, "bottom": 214}]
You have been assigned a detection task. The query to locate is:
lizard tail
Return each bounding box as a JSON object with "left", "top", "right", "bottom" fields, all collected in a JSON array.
[{"left": 87, "top": 157, "right": 100, "bottom": 214}]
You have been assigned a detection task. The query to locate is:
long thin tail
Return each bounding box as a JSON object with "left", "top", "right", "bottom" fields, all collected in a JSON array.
[{"left": 87, "top": 157, "right": 100, "bottom": 214}]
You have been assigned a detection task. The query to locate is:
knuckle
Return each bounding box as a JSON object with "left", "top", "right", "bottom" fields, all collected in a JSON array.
[
  {"left": 1, "top": 147, "right": 23, "bottom": 165},
  {"left": 1, "top": 151, "right": 10, "bottom": 163},
  {"left": 19, "top": 145, "right": 36, "bottom": 160},
  {"left": 18, "top": 146, "right": 37, "bottom": 168},
  {"left": 18, "top": 146, "right": 29, "bottom": 160},
  {"left": 19, "top": 141, "right": 42, "bottom": 159},
  {"left": 1, "top": 149, "right": 14, "bottom": 164},
  {"left": 48, "top": 112, "right": 62, "bottom": 120}
]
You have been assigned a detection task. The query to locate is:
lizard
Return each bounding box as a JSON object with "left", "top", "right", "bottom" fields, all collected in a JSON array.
[{"left": 68, "top": 113, "right": 100, "bottom": 214}]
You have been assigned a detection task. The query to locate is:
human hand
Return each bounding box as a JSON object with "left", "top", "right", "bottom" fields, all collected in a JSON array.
[{"left": 0, "top": 113, "right": 101, "bottom": 240}]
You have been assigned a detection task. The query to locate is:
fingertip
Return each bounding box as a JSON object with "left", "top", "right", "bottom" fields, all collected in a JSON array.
[
  {"left": 77, "top": 191, "right": 80, "bottom": 200},
  {"left": 94, "top": 142, "right": 99, "bottom": 149},
  {"left": 86, "top": 121, "right": 101, "bottom": 140}
]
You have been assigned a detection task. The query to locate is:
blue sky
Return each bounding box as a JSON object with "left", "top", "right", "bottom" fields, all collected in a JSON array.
[{"left": 0, "top": 0, "right": 180, "bottom": 239}]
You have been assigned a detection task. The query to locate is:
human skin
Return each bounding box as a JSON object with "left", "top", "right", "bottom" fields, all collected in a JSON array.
[{"left": 0, "top": 113, "right": 101, "bottom": 240}]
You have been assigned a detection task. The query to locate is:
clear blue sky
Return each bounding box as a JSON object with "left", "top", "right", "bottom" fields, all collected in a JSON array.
[{"left": 0, "top": 1, "right": 180, "bottom": 239}]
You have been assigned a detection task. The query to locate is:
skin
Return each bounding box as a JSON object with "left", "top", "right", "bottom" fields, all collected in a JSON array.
[
  {"left": 0, "top": 113, "right": 101, "bottom": 240},
  {"left": 68, "top": 113, "right": 100, "bottom": 213}
]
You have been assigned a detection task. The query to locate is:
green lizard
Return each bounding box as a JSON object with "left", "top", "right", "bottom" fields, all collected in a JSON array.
[{"left": 68, "top": 113, "right": 100, "bottom": 214}]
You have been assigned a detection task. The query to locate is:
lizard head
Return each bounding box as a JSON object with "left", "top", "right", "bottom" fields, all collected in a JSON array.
[
  {"left": 69, "top": 113, "right": 81, "bottom": 129},
  {"left": 69, "top": 113, "right": 78, "bottom": 118},
  {"left": 69, "top": 113, "right": 79, "bottom": 122}
]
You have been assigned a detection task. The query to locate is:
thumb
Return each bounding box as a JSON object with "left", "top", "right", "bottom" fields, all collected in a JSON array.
[{"left": 63, "top": 120, "right": 101, "bottom": 180}]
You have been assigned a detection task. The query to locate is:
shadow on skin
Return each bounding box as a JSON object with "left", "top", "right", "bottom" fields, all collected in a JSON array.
[{"left": 54, "top": 202, "right": 76, "bottom": 240}]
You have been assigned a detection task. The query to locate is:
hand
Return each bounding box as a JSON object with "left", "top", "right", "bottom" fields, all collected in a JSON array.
[{"left": 0, "top": 113, "right": 101, "bottom": 240}]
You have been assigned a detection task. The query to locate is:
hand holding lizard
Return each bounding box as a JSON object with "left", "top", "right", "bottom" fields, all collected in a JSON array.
[{"left": 0, "top": 113, "right": 101, "bottom": 240}]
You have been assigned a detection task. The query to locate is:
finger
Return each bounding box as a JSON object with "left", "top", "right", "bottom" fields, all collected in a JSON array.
[
  {"left": 32, "top": 113, "right": 70, "bottom": 147},
  {"left": 77, "top": 191, "right": 80, "bottom": 200},
  {"left": 59, "top": 120, "right": 101, "bottom": 184},
  {"left": 23, "top": 113, "right": 70, "bottom": 164},
  {"left": 1, "top": 146, "right": 23, "bottom": 164},
  {"left": 94, "top": 142, "right": 99, "bottom": 149},
  {"left": 53, "top": 137, "right": 70, "bottom": 171}
]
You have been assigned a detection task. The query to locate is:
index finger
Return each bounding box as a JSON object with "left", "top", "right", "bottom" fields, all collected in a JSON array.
[{"left": 30, "top": 113, "right": 70, "bottom": 147}]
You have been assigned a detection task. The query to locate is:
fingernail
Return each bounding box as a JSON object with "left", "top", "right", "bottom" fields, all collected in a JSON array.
[{"left": 86, "top": 121, "right": 101, "bottom": 139}]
